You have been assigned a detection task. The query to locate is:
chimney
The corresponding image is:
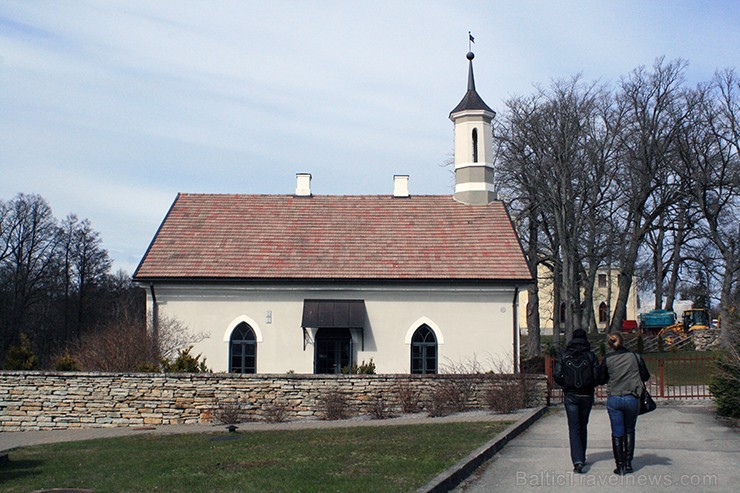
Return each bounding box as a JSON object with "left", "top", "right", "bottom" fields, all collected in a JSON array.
[
  {"left": 295, "top": 173, "right": 312, "bottom": 197},
  {"left": 393, "top": 175, "right": 409, "bottom": 198}
]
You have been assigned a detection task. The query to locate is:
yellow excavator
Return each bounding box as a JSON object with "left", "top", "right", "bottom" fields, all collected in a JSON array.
[{"left": 658, "top": 308, "right": 711, "bottom": 347}]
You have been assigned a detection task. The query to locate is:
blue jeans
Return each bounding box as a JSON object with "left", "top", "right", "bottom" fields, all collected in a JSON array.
[
  {"left": 606, "top": 395, "right": 639, "bottom": 437},
  {"left": 564, "top": 393, "right": 594, "bottom": 465}
]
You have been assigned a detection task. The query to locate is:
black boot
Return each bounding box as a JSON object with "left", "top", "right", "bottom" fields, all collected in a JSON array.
[
  {"left": 611, "top": 435, "right": 626, "bottom": 475},
  {"left": 624, "top": 432, "right": 635, "bottom": 473}
]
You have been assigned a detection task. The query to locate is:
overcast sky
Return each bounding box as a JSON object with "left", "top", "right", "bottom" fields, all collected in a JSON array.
[{"left": 1, "top": 1, "right": 738, "bottom": 275}]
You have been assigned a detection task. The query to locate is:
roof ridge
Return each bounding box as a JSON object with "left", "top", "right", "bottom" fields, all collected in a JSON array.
[{"left": 176, "top": 193, "right": 458, "bottom": 199}]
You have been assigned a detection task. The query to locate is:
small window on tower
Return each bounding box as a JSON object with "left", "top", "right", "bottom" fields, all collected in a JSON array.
[
  {"left": 598, "top": 274, "right": 607, "bottom": 288},
  {"left": 472, "top": 128, "right": 479, "bottom": 163}
]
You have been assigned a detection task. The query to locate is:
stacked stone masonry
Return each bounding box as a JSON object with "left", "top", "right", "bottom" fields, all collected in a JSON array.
[
  {"left": 0, "top": 372, "right": 546, "bottom": 431},
  {"left": 693, "top": 329, "right": 721, "bottom": 351}
]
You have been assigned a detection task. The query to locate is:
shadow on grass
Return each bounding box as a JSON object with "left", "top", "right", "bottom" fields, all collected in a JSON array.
[{"left": 0, "top": 458, "right": 45, "bottom": 483}]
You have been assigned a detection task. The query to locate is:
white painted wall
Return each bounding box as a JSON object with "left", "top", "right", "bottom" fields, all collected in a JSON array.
[
  {"left": 146, "top": 283, "right": 519, "bottom": 374},
  {"left": 452, "top": 112, "right": 494, "bottom": 169}
]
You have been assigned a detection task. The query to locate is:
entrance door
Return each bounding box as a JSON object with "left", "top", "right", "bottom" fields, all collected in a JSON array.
[{"left": 315, "top": 328, "right": 352, "bottom": 374}]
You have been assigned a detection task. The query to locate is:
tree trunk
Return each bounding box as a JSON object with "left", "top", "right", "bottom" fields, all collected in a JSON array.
[
  {"left": 611, "top": 230, "right": 641, "bottom": 333},
  {"left": 653, "top": 226, "right": 665, "bottom": 309},
  {"left": 552, "top": 262, "right": 562, "bottom": 349},
  {"left": 524, "top": 210, "right": 542, "bottom": 358},
  {"left": 525, "top": 286, "right": 541, "bottom": 358},
  {"left": 663, "top": 210, "right": 687, "bottom": 311}
]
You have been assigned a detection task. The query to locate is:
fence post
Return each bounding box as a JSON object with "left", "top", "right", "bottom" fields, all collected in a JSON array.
[
  {"left": 659, "top": 358, "right": 665, "bottom": 398},
  {"left": 544, "top": 354, "right": 553, "bottom": 405}
]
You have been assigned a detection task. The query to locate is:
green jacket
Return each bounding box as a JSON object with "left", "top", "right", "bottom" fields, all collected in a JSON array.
[{"left": 597, "top": 348, "right": 650, "bottom": 397}]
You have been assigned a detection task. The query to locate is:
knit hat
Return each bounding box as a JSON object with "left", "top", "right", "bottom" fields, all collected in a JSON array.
[{"left": 572, "top": 329, "right": 588, "bottom": 340}]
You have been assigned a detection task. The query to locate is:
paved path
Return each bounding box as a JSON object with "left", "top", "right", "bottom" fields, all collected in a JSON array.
[{"left": 454, "top": 402, "right": 740, "bottom": 493}]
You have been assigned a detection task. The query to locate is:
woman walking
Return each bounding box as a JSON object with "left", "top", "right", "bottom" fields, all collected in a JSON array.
[
  {"left": 553, "top": 329, "right": 598, "bottom": 473},
  {"left": 598, "top": 332, "right": 650, "bottom": 475}
]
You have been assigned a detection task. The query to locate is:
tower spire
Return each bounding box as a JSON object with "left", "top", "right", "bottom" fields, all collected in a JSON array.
[
  {"left": 449, "top": 47, "right": 496, "bottom": 205},
  {"left": 467, "top": 51, "right": 476, "bottom": 92}
]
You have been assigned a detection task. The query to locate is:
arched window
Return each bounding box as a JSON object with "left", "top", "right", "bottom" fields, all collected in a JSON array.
[
  {"left": 411, "top": 325, "right": 437, "bottom": 374},
  {"left": 230, "top": 322, "right": 256, "bottom": 373},
  {"left": 599, "top": 302, "right": 608, "bottom": 324},
  {"left": 472, "top": 128, "right": 479, "bottom": 163}
]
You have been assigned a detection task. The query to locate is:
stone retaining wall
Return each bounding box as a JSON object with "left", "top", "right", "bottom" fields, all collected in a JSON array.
[
  {"left": 0, "top": 372, "right": 547, "bottom": 431},
  {"left": 693, "top": 329, "right": 721, "bottom": 351}
]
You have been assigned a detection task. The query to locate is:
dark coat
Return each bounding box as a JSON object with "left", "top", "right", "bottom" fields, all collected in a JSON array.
[{"left": 553, "top": 336, "right": 599, "bottom": 395}]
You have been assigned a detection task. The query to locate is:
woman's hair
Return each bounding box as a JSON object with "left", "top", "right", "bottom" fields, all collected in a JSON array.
[{"left": 607, "top": 332, "right": 623, "bottom": 350}]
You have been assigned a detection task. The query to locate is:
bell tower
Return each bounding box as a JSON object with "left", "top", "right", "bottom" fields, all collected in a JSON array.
[{"left": 449, "top": 51, "right": 496, "bottom": 205}]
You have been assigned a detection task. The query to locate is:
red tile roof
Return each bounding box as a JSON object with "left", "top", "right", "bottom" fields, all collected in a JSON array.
[{"left": 133, "top": 194, "right": 533, "bottom": 282}]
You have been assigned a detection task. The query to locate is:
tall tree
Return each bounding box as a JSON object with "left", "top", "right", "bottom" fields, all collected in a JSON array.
[
  {"left": 0, "top": 193, "right": 130, "bottom": 366},
  {"left": 70, "top": 217, "right": 112, "bottom": 336},
  {"left": 494, "top": 96, "right": 545, "bottom": 356},
  {"left": 609, "top": 58, "right": 689, "bottom": 332},
  {"left": 676, "top": 69, "right": 740, "bottom": 347},
  {"left": 496, "top": 77, "right": 621, "bottom": 343},
  {"left": 0, "top": 194, "right": 60, "bottom": 356}
]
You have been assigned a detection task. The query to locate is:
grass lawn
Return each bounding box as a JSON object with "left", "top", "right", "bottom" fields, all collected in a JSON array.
[{"left": 1, "top": 421, "right": 512, "bottom": 493}]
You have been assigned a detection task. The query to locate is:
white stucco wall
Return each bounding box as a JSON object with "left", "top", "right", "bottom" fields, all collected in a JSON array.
[{"left": 146, "top": 283, "right": 520, "bottom": 374}]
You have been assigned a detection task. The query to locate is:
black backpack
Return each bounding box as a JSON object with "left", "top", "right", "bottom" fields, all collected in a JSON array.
[{"left": 560, "top": 351, "right": 595, "bottom": 391}]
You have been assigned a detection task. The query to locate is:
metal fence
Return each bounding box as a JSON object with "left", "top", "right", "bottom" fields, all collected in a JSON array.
[{"left": 544, "top": 352, "right": 718, "bottom": 403}]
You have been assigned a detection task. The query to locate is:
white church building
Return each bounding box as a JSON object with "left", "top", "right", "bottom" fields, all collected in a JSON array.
[{"left": 133, "top": 52, "right": 533, "bottom": 374}]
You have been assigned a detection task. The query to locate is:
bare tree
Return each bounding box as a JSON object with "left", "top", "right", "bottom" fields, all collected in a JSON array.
[
  {"left": 609, "top": 58, "right": 689, "bottom": 332},
  {"left": 676, "top": 69, "right": 740, "bottom": 347},
  {"left": 0, "top": 194, "right": 60, "bottom": 357},
  {"left": 70, "top": 217, "right": 112, "bottom": 335},
  {"left": 1, "top": 192, "right": 138, "bottom": 367},
  {"left": 496, "top": 76, "right": 624, "bottom": 346},
  {"left": 494, "top": 97, "right": 545, "bottom": 356},
  {"left": 577, "top": 89, "right": 623, "bottom": 332},
  {"left": 494, "top": 57, "right": 734, "bottom": 344}
]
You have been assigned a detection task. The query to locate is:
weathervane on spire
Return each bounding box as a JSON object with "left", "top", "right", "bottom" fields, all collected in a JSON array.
[{"left": 468, "top": 31, "right": 475, "bottom": 52}]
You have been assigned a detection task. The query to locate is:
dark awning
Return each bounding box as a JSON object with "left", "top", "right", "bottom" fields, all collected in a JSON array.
[{"left": 301, "top": 300, "right": 366, "bottom": 328}]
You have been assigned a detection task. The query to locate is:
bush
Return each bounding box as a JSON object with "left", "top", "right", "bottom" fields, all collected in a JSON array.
[
  {"left": 709, "top": 309, "right": 740, "bottom": 418},
  {"left": 3, "top": 334, "right": 39, "bottom": 370},
  {"left": 70, "top": 312, "right": 207, "bottom": 372},
  {"left": 427, "top": 378, "right": 474, "bottom": 417},
  {"left": 137, "top": 362, "right": 164, "bottom": 373},
  {"left": 428, "top": 385, "right": 452, "bottom": 417},
  {"left": 446, "top": 378, "right": 473, "bottom": 412},
  {"left": 393, "top": 380, "right": 419, "bottom": 413},
  {"left": 54, "top": 351, "right": 81, "bottom": 371},
  {"left": 341, "top": 358, "right": 376, "bottom": 374},
  {"left": 369, "top": 396, "right": 390, "bottom": 420},
  {"left": 263, "top": 400, "right": 290, "bottom": 423},
  {"left": 163, "top": 347, "right": 209, "bottom": 373},
  {"left": 318, "top": 389, "right": 349, "bottom": 420},
  {"left": 710, "top": 353, "right": 740, "bottom": 418},
  {"left": 213, "top": 398, "right": 247, "bottom": 424},
  {"left": 485, "top": 375, "right": 528, "bottom": 414},
  {"left": 72, "top": 319, "right": 158, "bottom": 371}
]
